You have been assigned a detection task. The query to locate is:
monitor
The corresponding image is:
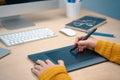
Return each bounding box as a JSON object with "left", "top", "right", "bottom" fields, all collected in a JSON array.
[{"left": 0, "top": 0, "right": 59, "bottom": 29}]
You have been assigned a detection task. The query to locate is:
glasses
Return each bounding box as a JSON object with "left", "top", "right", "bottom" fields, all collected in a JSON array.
[{"left": 73, "top": 20, "right": 96, "bottom": 27}]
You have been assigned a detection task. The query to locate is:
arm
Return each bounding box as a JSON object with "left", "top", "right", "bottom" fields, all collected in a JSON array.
[
  {"left": 31, "top": 59, "right": 72, "bottom": 80},
  {"left": 95, "top": 40, "right": 120, "bottom": 64},
  {"left": 75, "top": 35, "right": 120, "bottom": 64},
  {"left": 39, "top": 66, "right": 71, "bottom": 80}
]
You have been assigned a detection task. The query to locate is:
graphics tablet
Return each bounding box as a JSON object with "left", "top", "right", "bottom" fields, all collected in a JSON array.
[{"left": 28, "top": 45, "right": 107, "bottom": 72}]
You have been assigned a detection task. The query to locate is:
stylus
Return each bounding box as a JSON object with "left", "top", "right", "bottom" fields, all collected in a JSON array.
[{"left": 70, "top": 28, "right": 97, "bottom": 52}]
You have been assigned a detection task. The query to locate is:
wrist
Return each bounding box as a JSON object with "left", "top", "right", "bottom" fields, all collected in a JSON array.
[{"left": 91, "top": 39, "right": 98, "bottom": 50}]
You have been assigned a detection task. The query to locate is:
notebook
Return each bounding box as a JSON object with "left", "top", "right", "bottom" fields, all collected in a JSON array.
[
  {"left": 65, "top": 15, "right": 107, "bottom": 32},
  {"left": 28, "top": 45, "right": 107, "bottom": 72}
]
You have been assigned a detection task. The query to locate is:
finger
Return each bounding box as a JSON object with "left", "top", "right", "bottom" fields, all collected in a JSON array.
[
  {"left": 75, "top": 36, "right": 83, "bottom": 43},
  {"left": 78, "top": 48, "right": 84, "bottom": 52},
  {"left": 74, "top": 36, "right": 84, "bottom": 45},
  {"left": 78, "top": 40, "right": 88, "bottom": 46},
  {"left": 78, "top": 45, "right": 87, "bottom": 49},
  {"left": 45, "top": 59, "right": 54, "bottom": 65},
  {"left": 34, "top": 64, "right": 43, "bottom": 71},
  {"left": 78, "top": 46, "right": 86, "bottom": 52},
  {"left": 36, "top": 60, "right": 46, "bottom": 67},
  {"left": 31, "top": 68, "right": 40, "bottom": 76},
  {"left": 58, "top": 60, "right": 64, "bottom": 66}
]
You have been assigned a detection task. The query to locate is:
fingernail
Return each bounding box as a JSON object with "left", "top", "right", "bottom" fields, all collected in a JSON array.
[
  {"left": 75, "top": 43, "right": 78, "bottom": 46},
  {"left": 36, "top": 59, "right": 38, "bottom": 62}
]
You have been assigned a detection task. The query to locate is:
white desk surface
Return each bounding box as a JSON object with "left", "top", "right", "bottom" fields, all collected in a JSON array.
[{"left": 0, "top": 9, "right": 120, "bottom": 80}]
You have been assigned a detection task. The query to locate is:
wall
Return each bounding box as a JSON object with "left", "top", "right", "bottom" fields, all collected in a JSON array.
[
  {"left": 59, "top": 0, "right": 120, "bottom": 20},
  {"left": 81, "top": 0, "right": 120, "bottom": 20}
]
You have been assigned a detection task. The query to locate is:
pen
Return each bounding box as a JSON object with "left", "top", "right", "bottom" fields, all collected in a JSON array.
[{"left": 70, "top": 28, "right": 97, "bottom": 52}]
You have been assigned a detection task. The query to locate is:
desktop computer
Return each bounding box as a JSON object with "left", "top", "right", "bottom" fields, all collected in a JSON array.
[
  {"left": 0, "top": 0, "right": 59, "bottom": 46},
  {"left": 0, "top": 0, "right": 59, "bottom": 29}
]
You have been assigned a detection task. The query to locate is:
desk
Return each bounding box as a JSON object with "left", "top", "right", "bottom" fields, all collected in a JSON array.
[{"left": 0, "top": 9, "right": 120, "bottom": 80}]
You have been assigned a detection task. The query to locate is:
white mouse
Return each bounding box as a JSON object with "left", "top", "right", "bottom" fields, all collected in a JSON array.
[{"left": 60, "top": 28, "right": 76, "bottom": 36}]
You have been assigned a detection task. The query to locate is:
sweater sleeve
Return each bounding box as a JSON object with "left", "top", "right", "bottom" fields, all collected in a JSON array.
[
  {"left": 95, "top": 40, "right": 120, "bottom": 64},
  {"left": 38, "top": 66, "right": 72, "bottom": 80}
]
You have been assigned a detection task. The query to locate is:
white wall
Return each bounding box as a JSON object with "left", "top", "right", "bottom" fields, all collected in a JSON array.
[{"left": 59, "top": 0, "right": 65, "bottom": 8}]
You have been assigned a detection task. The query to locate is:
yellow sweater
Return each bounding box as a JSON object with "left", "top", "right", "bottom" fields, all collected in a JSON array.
[
  {"left": 39, "top": 40, "right": 120, "bottom": 80},
  {"left": 95, "top": 40, "right": 120, "bottom": 64}
]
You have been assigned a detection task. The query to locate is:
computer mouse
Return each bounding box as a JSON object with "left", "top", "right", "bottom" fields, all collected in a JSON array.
[{"left": 60, "top": 28, "right": 76, "bottom": 36}]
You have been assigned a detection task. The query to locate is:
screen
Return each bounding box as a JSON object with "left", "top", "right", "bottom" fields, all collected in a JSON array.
[
  {"left": 0, "top": 0, "right": 59, "bottom": 29},
  {"left": 0, "top": 0, "right": 46, "bottom": 5}
]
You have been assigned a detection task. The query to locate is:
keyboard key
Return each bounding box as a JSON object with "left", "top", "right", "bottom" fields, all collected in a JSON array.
[{"left": 0, "top": 27, "right": 57, "bottom": 46}]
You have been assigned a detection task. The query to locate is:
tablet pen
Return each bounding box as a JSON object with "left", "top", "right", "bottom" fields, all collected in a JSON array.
[{"left": 70, "top": 28, "right": 97, "bottom": 52}]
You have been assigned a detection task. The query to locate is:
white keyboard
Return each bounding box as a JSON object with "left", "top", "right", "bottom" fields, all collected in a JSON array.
[{"left": 0, "top": 27, "right": 57, "bottom": 46}]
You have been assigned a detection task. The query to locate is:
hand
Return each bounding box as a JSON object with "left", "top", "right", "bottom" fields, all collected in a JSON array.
[
  {"left": 31, "top": 59, "right": 64, "bottom": 76},
  {"left": 74, "top": 35, "right": 98, "bottom": 52}
]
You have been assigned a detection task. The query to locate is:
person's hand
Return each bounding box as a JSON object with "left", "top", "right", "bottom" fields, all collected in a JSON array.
[
  {"left": 31, "top": 59, "right": 64, "bottom": 76},
  {"left": 74, "top": 35, "right": 98, "bottom": 52}
]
